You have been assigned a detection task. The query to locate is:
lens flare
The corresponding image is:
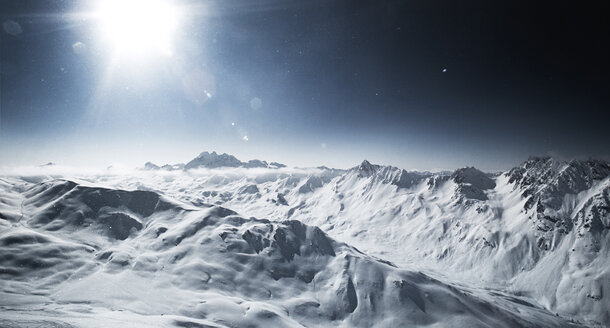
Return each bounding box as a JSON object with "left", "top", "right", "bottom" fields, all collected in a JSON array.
[{"left": 96, "top": 0, "right": 179, "bottom": 56}]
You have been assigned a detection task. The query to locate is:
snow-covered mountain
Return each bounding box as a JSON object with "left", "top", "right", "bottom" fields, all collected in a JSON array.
[
  {"left": 1, "top": 154, "right": 608, "bottom": 327},
  {"left": 0, "top": 178, "right": 577, "bottom": 327},
  {"left": 145, "top": 151, "right": 286, "bottom": 170}
]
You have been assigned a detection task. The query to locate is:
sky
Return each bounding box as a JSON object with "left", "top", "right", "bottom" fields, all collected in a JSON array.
[{"left": 1, "top": 0, "right": 608, "bottom": 171}]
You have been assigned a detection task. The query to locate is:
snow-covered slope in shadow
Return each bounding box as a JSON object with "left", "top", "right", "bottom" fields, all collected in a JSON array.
[{"left": 0, "top": 179, "right": 579, "bottom": 327}]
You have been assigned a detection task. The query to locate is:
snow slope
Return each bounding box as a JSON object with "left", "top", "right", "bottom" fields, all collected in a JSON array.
[
  {"left": 1, "top": 154, "right": 608, "bottom": 326},
  {"left": 0, "top": 178, "right": 579, "bottom": 327},
  {"left": 126, "top": 154, "right": 610, "bottom": 326}
]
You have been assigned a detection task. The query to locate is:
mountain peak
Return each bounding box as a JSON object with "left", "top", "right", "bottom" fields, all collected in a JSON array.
[
  {"left": 452, "top": 166, "right": 495, "bottom": 189},
  {"left": 359, "top": 160, "right": 373, "bottom": 168},
  {"left": 186, "top": 152, "right": 243, "bottom": 169},
  {"left": 243, "top": 159, "right": 269, "bottom": 168},
  {"left": 181, "top": 151, "right": 286, "bottom": 170},
  {"left": 526, "top": 155, "right": 552, "bottom": 162},
  {"left": 358, "top": 160, "right": 379, "bottom": 177},
  {"left": 507, "top": 156, "right": 610, "bottom": 212},
  {"left": 143, "top": 161, "right": 160, "bottom": 170},
  {"left": 450, "top": 167, "right": 496, "bottom": 200}
]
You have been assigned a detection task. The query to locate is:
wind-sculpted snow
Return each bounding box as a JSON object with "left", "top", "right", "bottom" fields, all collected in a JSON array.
[{"left": 0, "top": 178, "right": 582, "bottom": 327}]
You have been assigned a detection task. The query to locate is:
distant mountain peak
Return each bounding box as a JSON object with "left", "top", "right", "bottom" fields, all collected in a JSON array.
[
  {"left": 358, "top": 160, "right": 378, "bottom": 177},
  {"left": 526, "top": 155, "right": 552, "bottom": 162},
  {"left": 185, "top": 152, "right": 243, "bottom": 169},
  {"left": 143, "top": 151, "right": 288, "bottom": 170},
  {"left": 143, "top": 162, "right": 160, "bottom": 170},
  {"left": 270, "top": 161, "right": 287, "bottom": 168},
  {"left": 243, "top": 159, "right": 269, "bottom": 168},
  {"left": 452, "top": 167, "right": 495, "bottom": 190}
]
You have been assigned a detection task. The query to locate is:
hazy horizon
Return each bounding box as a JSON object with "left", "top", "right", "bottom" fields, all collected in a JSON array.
[
  {"left": 2, "top": 147, "right": 609, "bottom": 174},
  {"left": 2, "top": 0, "right": 608, "bottom": 172}
]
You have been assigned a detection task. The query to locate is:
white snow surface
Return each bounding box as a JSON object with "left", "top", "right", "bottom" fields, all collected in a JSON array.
[{"left": 0, "top": 155, "right": 607, "bottom": 327}]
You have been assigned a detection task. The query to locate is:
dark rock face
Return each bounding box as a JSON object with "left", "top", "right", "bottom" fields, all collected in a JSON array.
[
  {"left": 98, "top": 212, "right": 143, "bottom": 240},
  {"left": 185, "top": 151, "right": 243, "bottom": 169},
  {"left": 239, "top": 184, "right": 260, "bottom": 194},
  {"left": 335, "top": 276, "right": 358, "bottom": 316},
  {"left": 507, "top": 157, "right": 610, "bottom": 210},
  {"left": 391, "top": 169, "right": 426, "bottom": 189},
  {"left": 242, "top": 230, "right": 269, "bottom": 253},
  {"left": 507, "top": 157, "right": 610, "bottom": 249},
  {"left": 427, "top": 175, "right": 451, "bottom": 189},
  {"left": 574, "top": 187, "right": 610, "bottom": 235},
  {"left": 271, "top": 220, "right": 336, "bottom": 261},
  {"left": 181, "top": 151, "right": 286, "bottom": 170},
  {"left": 276, "top": 193, "right": 288, "bottom": 206},
  {"left": 451, "top": 167, "right": 496, "bottom": 201},
  {"left": 160, "top": 164, "right": 185, "bottom": 171},
  {"left": 456, "top": 184, "right": 489, "bottom": 201},
  {"left": 143, "top": 162, "right": 160, "bottom": 170},
  {"left": 357, "top": 160, "right": 379, "bottom": 178},
  {"left": 298, "top": 176, "right": 324, "bottom": 194},
  {"left": 243, "top": 160, "right": 269, "bottom": 168},
  {"left": 352, "top": 160, "right": 431, "bottom": 191},
  {"left": 509, "top": 158, "right": 610, "bottom": 207},
  {"left": 452, "top": 167, "right": 496, "bottom": 190}
]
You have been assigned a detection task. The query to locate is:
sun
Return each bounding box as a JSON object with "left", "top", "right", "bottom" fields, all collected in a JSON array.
[{"left": 96, "top": 0, "right": 179, "bottom": 57}]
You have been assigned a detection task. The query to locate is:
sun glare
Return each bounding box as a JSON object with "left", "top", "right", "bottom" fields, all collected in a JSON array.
[{"left": 96, "top": 0, "right": 179, "bottom": 57}]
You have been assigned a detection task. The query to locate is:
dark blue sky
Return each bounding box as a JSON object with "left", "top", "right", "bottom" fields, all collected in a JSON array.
[{"left": 1, "top": 0, "right": 608, "bottom": 171}]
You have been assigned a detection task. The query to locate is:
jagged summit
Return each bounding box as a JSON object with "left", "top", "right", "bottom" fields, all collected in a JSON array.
[
  {"left": 507, "top": 156, "right": 610, "bottom": 193},
  {"left": 144, "top": 151, "right": 286, "bottom": 170},
  {"left": 143, "top": 162, "right": 183, "bottom": 171},
  {"left": 185, "top": 151, "right": 243, "bottom": 169},
  {"left": 449, "top": 166, "right": 496, "bottom": 201},
  {"left": 270, "top": 161, "right": 287, "bottom": 168},
  {"left": 360, "top": 159, "right": 373, "bottom": 166},
  {"left": 452, "top": 166, "right": 496, "bottom": 190},
  {"left": 505, "top": 156, "right": 610, "bottom": 230},
  {"left": 351, "top": 160, "right": 432, "bottom": 190},
  {"left": 243, "top": 159, "right": 268, "bottom": 168},
  {"left": 514, "top": 156, "right": 610, "bottom": 179},
  {"left": 143, "top": 161, "right": 160, "bottom": 170},
  {"left": 357, "top": 160, "right": 379, "bottom": 177}
]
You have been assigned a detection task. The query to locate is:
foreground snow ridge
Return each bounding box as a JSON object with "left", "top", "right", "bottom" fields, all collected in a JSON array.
[{"left": 1, "top": 154, "right": 608, "bottom": 327}]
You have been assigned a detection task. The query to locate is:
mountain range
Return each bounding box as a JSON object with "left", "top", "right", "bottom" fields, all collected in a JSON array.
[
  {"left": 144, "top": 151, "right": 287, "bottom": 171},
  {"left": 1, "top": 152, "right": 608, "bottom": 327}
]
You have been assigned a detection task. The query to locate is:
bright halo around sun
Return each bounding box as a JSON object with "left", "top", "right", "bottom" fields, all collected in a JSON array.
[{"left": 96, "top": 0, "right": 179, "bottom": 57}]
